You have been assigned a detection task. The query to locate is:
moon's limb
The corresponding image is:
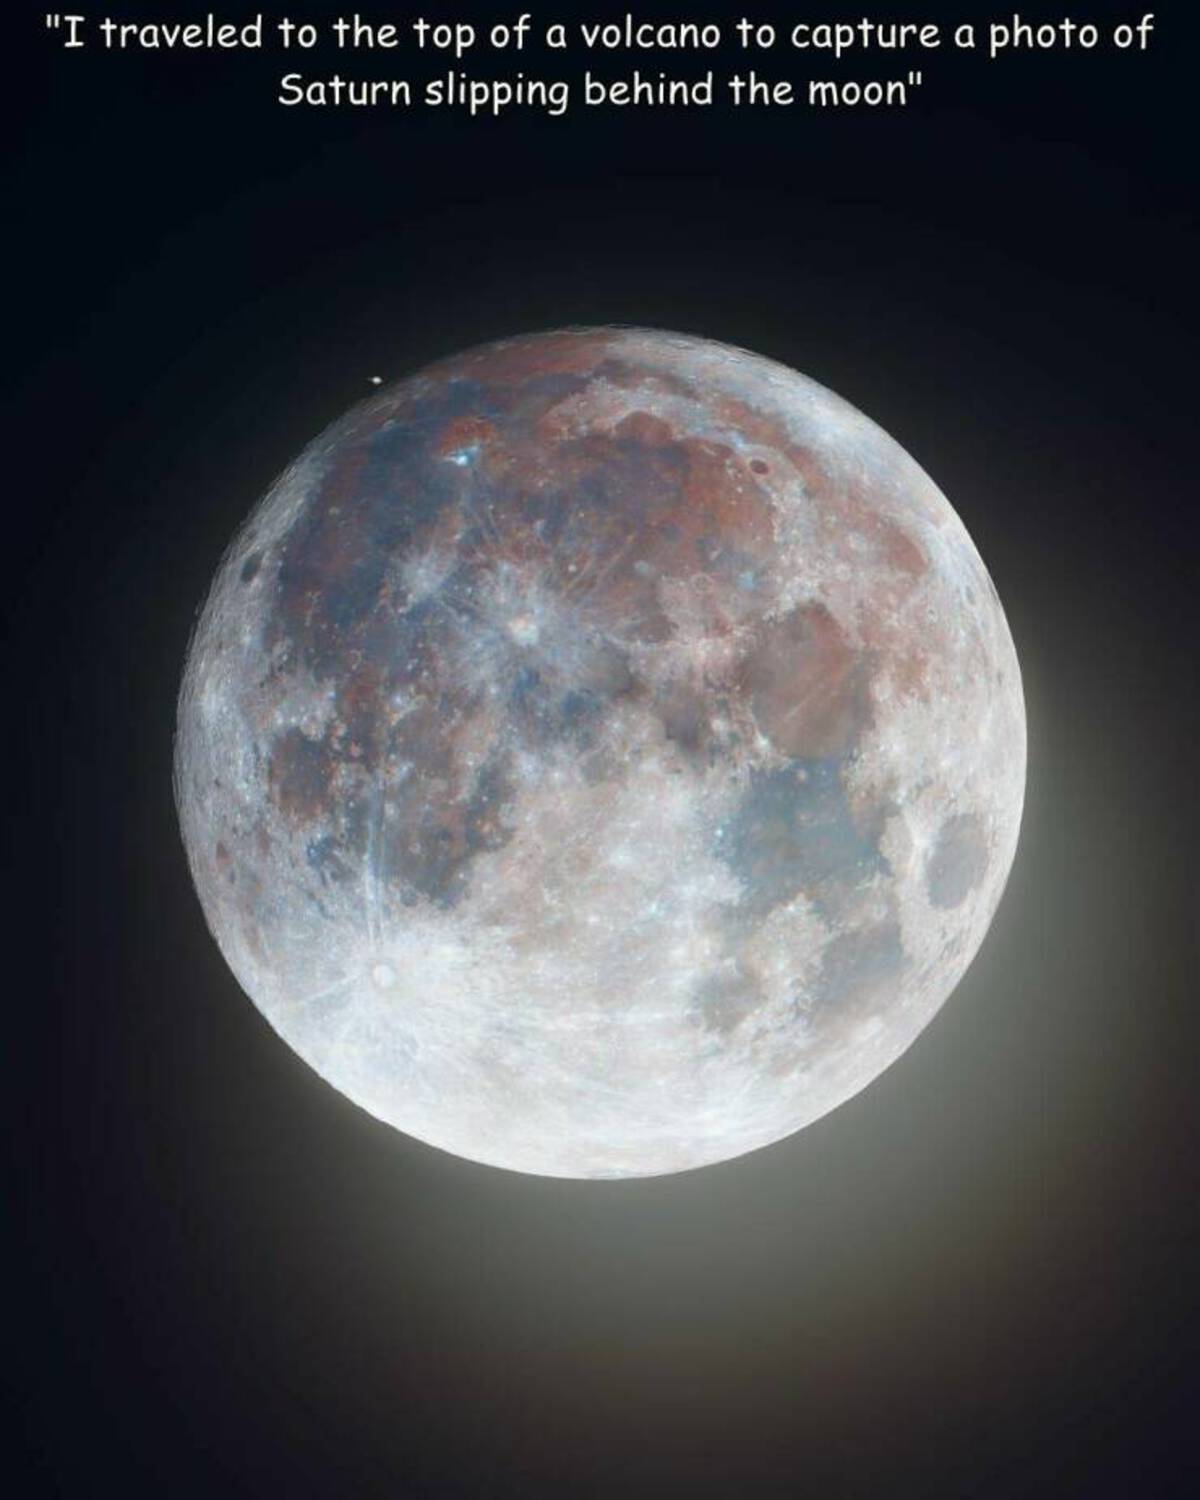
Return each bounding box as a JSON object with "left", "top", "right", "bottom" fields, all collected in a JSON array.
[{"left": 175, "top": 328, "right": 1025, "bottom": 1177}]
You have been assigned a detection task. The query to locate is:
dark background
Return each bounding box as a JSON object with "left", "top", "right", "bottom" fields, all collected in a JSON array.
[{"left": 7, "top": 1, "right": 1196, "bottom": 1494}]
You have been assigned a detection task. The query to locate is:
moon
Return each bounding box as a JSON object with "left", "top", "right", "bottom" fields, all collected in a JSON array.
[{"left": 175, "top": 328, "right": 1025, "bottom": 1178}]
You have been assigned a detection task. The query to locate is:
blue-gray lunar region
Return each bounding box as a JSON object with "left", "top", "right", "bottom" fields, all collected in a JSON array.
[{"left": 175, "top": 328, "right": 1026, "bottom": 1177}]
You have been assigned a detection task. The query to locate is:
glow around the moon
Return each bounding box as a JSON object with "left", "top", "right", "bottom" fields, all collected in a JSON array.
[{"left": 175, "top": 328, "right": 1025, "bottom": 1178}]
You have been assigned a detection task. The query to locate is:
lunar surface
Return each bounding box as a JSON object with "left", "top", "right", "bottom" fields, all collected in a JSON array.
[{"left": 175, "top": 328, "right": 1025, "bottom": 1177}]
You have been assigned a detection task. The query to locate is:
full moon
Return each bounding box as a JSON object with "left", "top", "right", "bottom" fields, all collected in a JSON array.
[{"left": 176, "top": 328, "right": 1025, "bottom": 1177}]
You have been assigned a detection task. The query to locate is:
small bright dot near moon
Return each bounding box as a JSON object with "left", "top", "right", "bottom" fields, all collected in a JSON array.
[{"left": 176, "top": 327, "right": 1025, "bottom": 1180}]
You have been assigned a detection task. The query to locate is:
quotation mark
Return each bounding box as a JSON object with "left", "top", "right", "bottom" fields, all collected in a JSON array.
[{"left": 45, "top": 14, "right": 85, "bottom": 47}]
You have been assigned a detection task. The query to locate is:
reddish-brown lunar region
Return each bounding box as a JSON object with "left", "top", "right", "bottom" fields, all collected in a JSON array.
[{"left": 176, "top": 329, "right": 1025, "bottom": 1177}]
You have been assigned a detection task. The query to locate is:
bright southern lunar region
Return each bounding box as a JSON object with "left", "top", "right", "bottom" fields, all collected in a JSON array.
[{"left": 175, "top": 328, "right": 1025, "bottom": 1178}]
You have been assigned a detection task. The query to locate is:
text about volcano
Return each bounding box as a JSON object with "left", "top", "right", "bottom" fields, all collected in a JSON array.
[{"left": 43, "top": 11, "right": 1159, "bottom": 117}]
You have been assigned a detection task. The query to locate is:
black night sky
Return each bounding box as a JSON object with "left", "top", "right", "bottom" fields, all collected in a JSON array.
[{"left": 7, "top": 2, "right": 1196, "bottom": 1495}]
